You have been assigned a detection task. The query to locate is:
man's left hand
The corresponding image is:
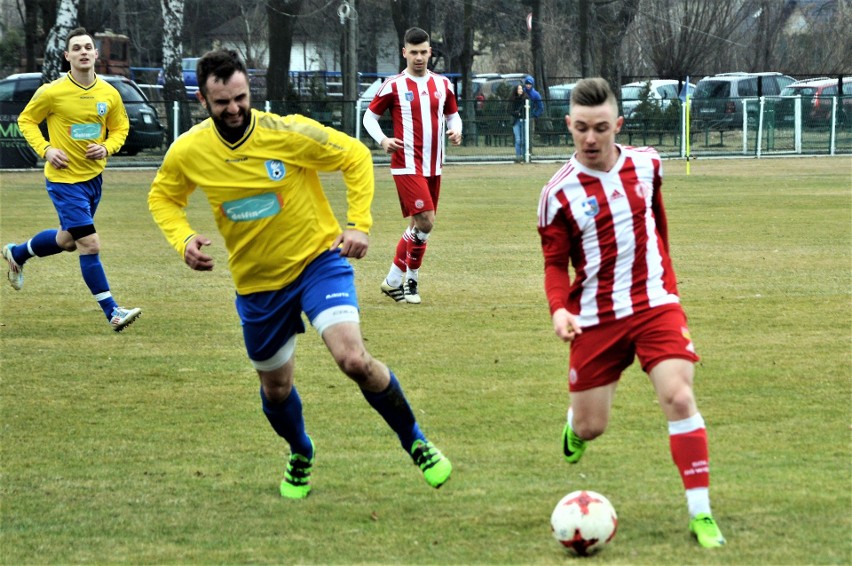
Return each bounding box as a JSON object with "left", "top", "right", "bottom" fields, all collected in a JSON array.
[{"left": 331, "top": 229, "right": 369, "bottom": 259}]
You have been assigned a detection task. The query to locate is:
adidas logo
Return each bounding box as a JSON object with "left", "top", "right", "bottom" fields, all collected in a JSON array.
[{"left": 611, "top": 189, "right": 624, "bottom": 200}]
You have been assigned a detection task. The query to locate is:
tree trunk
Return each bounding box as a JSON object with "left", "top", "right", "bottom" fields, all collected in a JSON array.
[
  {"left": 589, "top": 0, "right": 640, "bottom": 102},
  {"left": 530, "top": 0, "right": 548, "bottom": 96},
  {"left": 23, "top": 0, "right": 40, "bottom": 71},
  {"left": 342, "top": 2, "right": 358, "bottom": 135},
  {"left": 460, "top": 0, "right": 475, "bottom": 144},
  {"left": 160, "top": 0, "right": 188, "bottom": 142},
  {"left": 42, "top": 0, "right": 79, "bottom": 82},
  {"left": 267, "top": 0, "right": 303, "bottom": 103}
]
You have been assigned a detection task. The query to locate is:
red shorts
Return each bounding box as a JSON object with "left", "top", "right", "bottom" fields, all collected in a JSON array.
[
  {"left": 393, "top": 174, "right": 441, "bottom": 217},
  {"left": 567, "top": 303, "right": 700, "bottom": 392}
]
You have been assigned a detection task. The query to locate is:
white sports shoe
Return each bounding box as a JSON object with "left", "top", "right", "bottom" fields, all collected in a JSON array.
[
  {"left": 403, "top": 279, "right": 421, "bottom": 304},
  {"left": 110, "top": 307, "right": 142, "bottom": 332},
  {"left": 3, "top": 243, "right": 23, "bottom": 291},
  {"left": 380, "top": 279, "right": 405, "bottom": 302}
]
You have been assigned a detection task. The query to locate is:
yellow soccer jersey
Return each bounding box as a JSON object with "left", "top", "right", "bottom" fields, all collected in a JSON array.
[
  {"left": 18, "top": 73, "right": 129, "bottom": 182},
  {"left": 148, "top": 111, "right": 374, "bottom": 295}
]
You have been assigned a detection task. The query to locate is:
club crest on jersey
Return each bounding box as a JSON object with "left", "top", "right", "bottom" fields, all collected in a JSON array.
[
  {"left": 97, "top": 102, "right": 107, "bottom": 116},
  {"left": 581, "top": 196, "right": 599, "bottom": 217},
  {"left": 265, "top": 160, "right": 285, "bottom": 181},
  {"left": 405, "top": 91, "right": 414, "bottom": 102},
  {"left": 634, "top": 181, "right": 652, "bottom": 200}
]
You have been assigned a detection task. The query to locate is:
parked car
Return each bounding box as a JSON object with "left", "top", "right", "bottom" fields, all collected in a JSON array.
[
  {"left": 0, "top": 72, "right": 165, "bottom": 155},
  {"left": 358, "top": 77, "right": 384, "bottom": 113},
  {"left": 777, "top": 76, "right": 852, "bottom": 125},
  {"left": 691, "top": 72, "right": 796, "bottom": 129},
  {"left": 621, "top": 79, "right": 694, "bottom": 119},
  {"left": 547, "top": 82, "right": 577, "bottom": 118},
  {"left": 157, "top": 58, "right": 200, "bottom": 100},
  {"left": 469, "top": 73, "right": 528, "bottom": 111}
]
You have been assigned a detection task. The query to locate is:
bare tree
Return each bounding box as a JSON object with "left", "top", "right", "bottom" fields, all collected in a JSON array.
[
  {"left": 629, "top": 0, "right": 753, "bottom": 78},
  {"left": 582, "top": 0, "right": 641, "bottom": 93},
  {"left": 160, "top": 0, "right": 188, "bottom": 139},
  {"left": 42, "top": 0, "right": 79, "bottom": 81},
  {"left": 530, "top": 0, "right": 548, "bottom": 94},
  {"left": 779, "top": 0, "right": 852, "bottom": 75},
  {"left": 266, "top": 0, "right": 303, "bottom": 101}
]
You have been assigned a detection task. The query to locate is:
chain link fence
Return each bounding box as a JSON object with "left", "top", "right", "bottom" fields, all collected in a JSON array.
[{"left": 2, "top": 95, "right": 850, "bottom": 169}]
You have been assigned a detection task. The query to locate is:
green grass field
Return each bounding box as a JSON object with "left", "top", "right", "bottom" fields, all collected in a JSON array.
[{"left": 1, "top": 157, "right": 850, "bottom": 565}]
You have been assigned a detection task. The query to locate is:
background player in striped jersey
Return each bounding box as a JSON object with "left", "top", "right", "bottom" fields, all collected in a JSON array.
[
  {"left": 148, "top": 50, "right": 451, "bottom": 499},
  {"left": 5, "top": 27, "right": 141, "bottom": 332},
  {"left": 363, "top": 27, "right": 462, "bottom": 304},
  {"left": 536, "top": 78, "right": 725, "bottom": 548}
]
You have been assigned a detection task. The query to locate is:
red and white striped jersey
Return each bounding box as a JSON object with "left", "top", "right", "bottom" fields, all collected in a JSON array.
[
  {"left": 537, "top": 145, "right": 680, "bottom": 327},
  {"left": 367, "top": 70, "right": 459, "bottom": 177}
]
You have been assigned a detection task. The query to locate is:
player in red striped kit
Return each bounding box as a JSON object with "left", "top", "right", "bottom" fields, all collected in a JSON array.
[
  {"left": 363, "top": 27, "right": 462, "bottom": 304},
  {"left": 537, "top": 78, "right": 725, "bottom": 548}
]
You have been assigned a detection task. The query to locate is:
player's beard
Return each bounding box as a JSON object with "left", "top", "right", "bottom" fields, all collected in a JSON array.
[{"left": 210, "top": 106, "right": 251, "bottom": 143}]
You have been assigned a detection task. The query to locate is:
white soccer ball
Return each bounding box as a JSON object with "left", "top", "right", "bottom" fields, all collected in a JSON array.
[{"left": 550, "top": 490, "right": 618, "bottom": 556}]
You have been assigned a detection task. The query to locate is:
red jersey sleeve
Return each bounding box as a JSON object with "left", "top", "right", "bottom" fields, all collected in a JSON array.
[{"left": 538, "top": 214, "right": 573, "bottom": 315}]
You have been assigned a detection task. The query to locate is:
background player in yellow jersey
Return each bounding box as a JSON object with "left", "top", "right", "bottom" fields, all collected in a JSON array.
[
  {"left": 148, "top": 50, "right": 452, "bottom": 498},
  {"left": 4, "top": 27, "right": 141, "bottom": 332}
]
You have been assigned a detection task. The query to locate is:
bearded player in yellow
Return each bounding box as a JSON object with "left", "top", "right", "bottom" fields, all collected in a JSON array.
[
  {"left": 148, "top": 50, "right": 451, "bottom": 498},
  {"left": 5, "top": 27, "right": 141, "bottom": 331}
]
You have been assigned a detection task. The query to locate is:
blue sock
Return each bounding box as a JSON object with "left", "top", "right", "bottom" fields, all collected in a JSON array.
[
  {"left": 361, "top": 371, "right": 425, "bottom": 452},
  {"left": 26, "top": 230, "right": 64, "bottom": 263},
  {"left": 79, "top": 254, "right": 117, "bottom": 317},
  {"left": 261, "top": 386, "right": 313, "bottom": 458},
  {"left": 11, "top": 230, "right": 60, "bottom": 266}
]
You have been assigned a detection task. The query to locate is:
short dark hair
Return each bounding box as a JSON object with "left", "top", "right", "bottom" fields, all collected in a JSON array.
[
  {"left": 196, "top": 49, "right": 247, "bottom": 96},
  {"left": 404, "top": 27, "right": 430, "bottom": 46},
  {"left": 570, "top": 78, "right": 617, "bottom": 109},
  {"left": 66, "top": 27, "right": 92, "bottom": 50}
]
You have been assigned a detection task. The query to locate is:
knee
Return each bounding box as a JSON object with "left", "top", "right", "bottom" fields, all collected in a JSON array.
[
  {"left": 261, "top": 381, "right": 292, "bottom": 404},
  {"left": 661, "top": 386, "right": 697, "bottom": 418},
  {"left": 335, "top": 349, "right": 373, "bottom": 384},
  {"left": 572, "top": 417, "right": 607, "bottom": 441},
  {"left": 75, "top": 237, "right": 101, "bottom": 255}
]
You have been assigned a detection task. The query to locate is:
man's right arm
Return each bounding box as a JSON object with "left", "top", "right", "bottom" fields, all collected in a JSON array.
[
  {"left": 148, "top": 151, "right": 199, "bottom": 261},
  {"left": 17, "top": 86, "right": 51, "bottom": 157},
  {"left": 362, "top": 109, "right": 387, "bottom": 146}
]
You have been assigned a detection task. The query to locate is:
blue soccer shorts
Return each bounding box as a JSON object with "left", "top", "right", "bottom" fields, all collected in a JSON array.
[
  {"left": 236, "top": 250, "right": 361, "bottom": 371},
  {"left": 45, "top": 175, "right": 103, "bottom": 231}
]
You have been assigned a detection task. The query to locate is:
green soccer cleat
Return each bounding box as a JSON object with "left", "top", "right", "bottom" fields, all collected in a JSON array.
[
  {"left": 411, "top": 439, "right": 452, "bottom": 489},
  {"left": 690, "top": 513, "right": 726, "bottom": 548},
  {"left": 280, "top": 438, "right": 314, "bottom": 499},
  {"left": 562, "top": 421, "right": 588, "bottom": 464}
]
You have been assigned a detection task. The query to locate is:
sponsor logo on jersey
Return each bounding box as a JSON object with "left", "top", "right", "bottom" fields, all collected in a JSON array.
[
  {"left": 265, "top": 159, "right": 285, "bottom": 181},
  {"left": 220, "top": 193, "right": 283, "bottom": 222},
  {"left": 581, "top": 196, "right": 599, "bottom": 217},
  {"left": 69, "top": 123, "right": 101, "bottom": 140},
  {"left": 97, "top": 102, "right": 107, "bottom": 116}
]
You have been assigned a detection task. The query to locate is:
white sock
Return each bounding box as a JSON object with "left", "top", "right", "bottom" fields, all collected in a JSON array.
[
  {"left": 406, "top": 268, "right": 419, "bottom": 282},
  {"left": 686, "top": 487, "right": 711, "bottom": 518},
  {"left": 386, "top": 264, "right": 404, "bottom": 287}
]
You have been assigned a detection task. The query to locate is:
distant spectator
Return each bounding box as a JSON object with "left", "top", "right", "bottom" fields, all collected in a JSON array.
[
  {"left": 508, "top": 84, "right": 528, "bottom": 162},
  {"left": 523, "top": 75, "right": 544, "bottom": 153}
]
